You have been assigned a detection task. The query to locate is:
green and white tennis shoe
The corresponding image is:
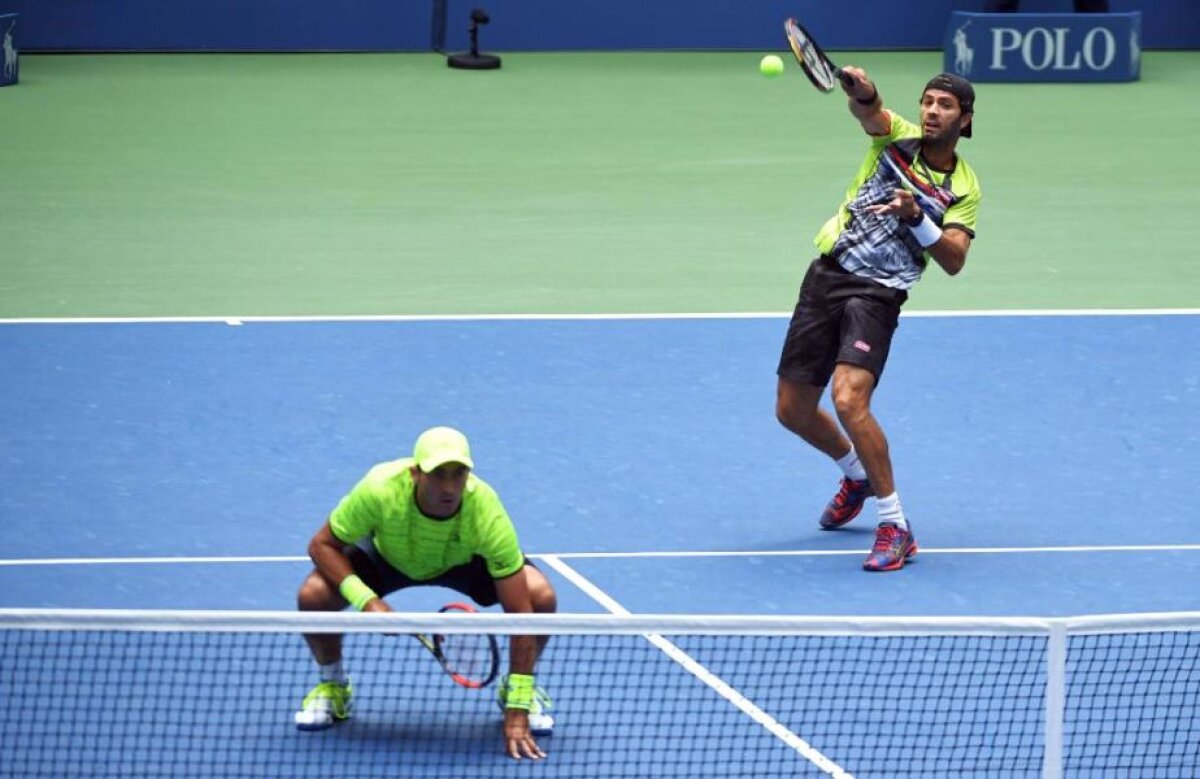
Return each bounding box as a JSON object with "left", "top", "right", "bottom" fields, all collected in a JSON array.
[{"left": 294, "top": 680, "right": 353, "bottom": 731}]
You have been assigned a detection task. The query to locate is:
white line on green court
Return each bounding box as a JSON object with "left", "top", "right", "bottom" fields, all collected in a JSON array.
[{"left": 0, "top": 308, "right": 1197, "bottom": 325}]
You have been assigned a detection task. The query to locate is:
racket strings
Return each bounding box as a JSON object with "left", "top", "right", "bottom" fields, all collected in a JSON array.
[
  {"left": 785, "top": 20, "right": 837, "bottom": 92},
  {"left": 438, "top": 633, "right": 497, "bottom": 682}
]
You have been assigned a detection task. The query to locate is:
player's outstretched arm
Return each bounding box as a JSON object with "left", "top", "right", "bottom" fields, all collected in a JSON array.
[{"left": 839, "top": 66, "right": 889, "bottom": 136}]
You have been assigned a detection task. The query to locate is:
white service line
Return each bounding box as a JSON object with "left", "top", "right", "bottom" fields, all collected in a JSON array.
[
  {"left": 0, "top": 555, "right": 311, "bottom": 567},
  {"left": 1, "top": 543, "right": 1198, "bottom": 567},
  {"left": 548, "top": 543, "right": 1200, "bottom": 559},
  {"left": 538, "top": 553, "right": 853, "bottom": 779}
]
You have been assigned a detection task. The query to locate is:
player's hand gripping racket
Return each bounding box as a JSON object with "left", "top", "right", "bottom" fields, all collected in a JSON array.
[
  {"left": 412, "top": 602, "right": 500, "bottom": 689},
  {"left": 784, "top": 17, "right": 855, "bottom": 94}
]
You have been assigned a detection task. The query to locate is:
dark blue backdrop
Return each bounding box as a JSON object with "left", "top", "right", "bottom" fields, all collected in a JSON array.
[{"left": 5, "top": 0, "right": 1197, "bottom": 52}]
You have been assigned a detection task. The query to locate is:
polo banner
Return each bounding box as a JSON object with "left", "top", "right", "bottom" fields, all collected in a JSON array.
[{"left": 944, "top": 11, "right": 1140, "bottom": 83}]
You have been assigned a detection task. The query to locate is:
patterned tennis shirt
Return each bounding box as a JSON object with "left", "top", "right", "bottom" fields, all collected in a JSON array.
[{"left": 814, "top": 110, "right": 982, "bottom": 290}]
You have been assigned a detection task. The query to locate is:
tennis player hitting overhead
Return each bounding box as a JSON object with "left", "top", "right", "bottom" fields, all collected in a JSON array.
[
  {"left": 775, "top": 71, "right": 982, "bottom": 571},
  {"left": 293, "top": 426, "right": 558, "bottom": 760}
]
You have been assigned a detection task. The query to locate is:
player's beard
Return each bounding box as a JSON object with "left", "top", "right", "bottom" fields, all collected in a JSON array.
[{"left": 922, "top": 122, "right": 960, "bottom": 152}]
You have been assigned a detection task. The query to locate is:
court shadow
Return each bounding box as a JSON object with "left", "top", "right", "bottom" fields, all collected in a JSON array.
[
  {"left": 333, "top": 718, "right": 497, "bottom": 747},
  {"left": 741, "top": 525, "right": 879, "bottom": 553}
]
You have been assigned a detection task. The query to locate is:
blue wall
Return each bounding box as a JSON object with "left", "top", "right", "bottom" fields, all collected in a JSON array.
[
  {"left": 6, "top": 0, "right": 435, "bottom": 51},
  {"left": 442, "top": 0, "right": 1198, "bottom": 52},
  {"left": 5, "top": 0, "right": 1197, "bottom": 52}
]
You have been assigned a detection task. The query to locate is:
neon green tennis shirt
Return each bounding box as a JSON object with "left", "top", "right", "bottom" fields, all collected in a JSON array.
[{"left": 329, "top": 458, "right": 525, "bottom": 581}]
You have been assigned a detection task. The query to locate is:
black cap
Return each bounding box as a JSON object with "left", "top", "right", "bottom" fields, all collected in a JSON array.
[{"left": 924, "top": 73, "right": 975, "bottom": 138}]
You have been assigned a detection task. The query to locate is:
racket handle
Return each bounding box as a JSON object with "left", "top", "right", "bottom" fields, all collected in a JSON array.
[{"left": 835, "top": 68, "right": 855, "bottom": 89}]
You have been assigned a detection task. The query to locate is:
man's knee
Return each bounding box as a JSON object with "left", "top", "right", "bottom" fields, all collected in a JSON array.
[
  {"left": 527, "top": 567, "right": 558, "bottom": 614},
  {"left": 775, "top": 395, "right": 801, "bottom": 429},
  {"left": 831, "top": 383, "right": 865, "bottom": 419},
  {"left": 831, "top": 365, "right": 874, "bottom": 423},
  {"left": 776, "top": 378, "right": 821, "bottom": 432},
  {"left": 298, "top": 571, "right": 344, "bottom": 611}
]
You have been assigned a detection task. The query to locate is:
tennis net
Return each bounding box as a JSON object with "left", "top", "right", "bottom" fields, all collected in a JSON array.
[{"left": 0, "top": 609, "right": 1196, "bottom": 778}]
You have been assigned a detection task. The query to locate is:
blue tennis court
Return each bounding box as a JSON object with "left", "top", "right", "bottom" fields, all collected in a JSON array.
[
  {"left": 1, "top": 313, "right": 1198, "bottom": 777},
  {"left": 3, "top": 313, "right": 1198, "bottom": 610}
]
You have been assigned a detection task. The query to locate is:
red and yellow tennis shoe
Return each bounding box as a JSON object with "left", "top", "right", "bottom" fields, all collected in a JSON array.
[
  {"left": 819, "top": 477, "right": 873, "bottom": 529},
  {"left": 862, "top": 522, "right": 918, "bottom": 572}
]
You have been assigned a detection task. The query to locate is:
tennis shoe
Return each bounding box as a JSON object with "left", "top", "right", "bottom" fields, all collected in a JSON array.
[
  {"left": 497, "top": 675, "right": 555, "bottom": 736},
  {"left": 862, "top": 522, "right": 917, "bottom": 572},
  {"left": 819, "top": 477, "right": 873, "bottom": 529},
  {"left": 294, "top": 680, "right": 353, "bottom": 731}
]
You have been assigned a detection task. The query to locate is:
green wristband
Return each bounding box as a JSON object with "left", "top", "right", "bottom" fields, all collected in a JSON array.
[
  {"left": 338, "top": 574, "right": 378, "bottom": 611},
  {"left": 505, "top": 673, "right": 535, "bottom": 711}
]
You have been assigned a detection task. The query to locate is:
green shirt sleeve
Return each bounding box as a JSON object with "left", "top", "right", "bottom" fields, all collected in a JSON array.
[
  {"left": 467, "top": 480, "right": 525, "bottom": 579},
  {"left": 942, "top": 172, "right": 981, "bottom": 236},
  {"left": 328, "top": 469, "right": 387, "bottom": 544}
]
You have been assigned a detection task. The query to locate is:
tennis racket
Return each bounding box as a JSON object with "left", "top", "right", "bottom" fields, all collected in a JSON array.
[
  {"left": 783, "top": 17, "right": 855, "bottom": 94},
  {"left": 412, "top": 602, "right": 500, "bottom": 689}
]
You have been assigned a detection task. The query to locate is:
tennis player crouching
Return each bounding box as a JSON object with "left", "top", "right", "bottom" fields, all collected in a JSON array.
[
  {"left": 776, "top": 72, "right": 982, "bottom": 572},
  {"left": 294, "top": 426, "right": 558, "bottom": 761}
]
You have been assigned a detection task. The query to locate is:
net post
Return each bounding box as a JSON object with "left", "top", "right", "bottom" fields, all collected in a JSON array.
[{"left": 1042, "top": 621, "right": 1067, "bottom": 779}]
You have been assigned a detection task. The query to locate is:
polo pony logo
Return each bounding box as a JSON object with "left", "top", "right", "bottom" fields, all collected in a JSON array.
[
  {"left": 952, "top": 21, "right": 974, "bottom": 76},
  {"left": 2, "top": 20, "right": 15, "bottom": 81}
]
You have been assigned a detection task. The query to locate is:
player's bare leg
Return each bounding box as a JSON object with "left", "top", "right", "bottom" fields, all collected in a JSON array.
[
  {"left": 829, "top": 364, "right": 892, "bottom": 497},
  {"left": 776, "top": 377, "right": 851, "bottom": 458},
  {"left": 524, "top": 565, "right": 557, "bottom": 658},
  {"left": 831, "top": 363, "right": 916, "bottom": 571},
  {"left": 777, "top": 376, "right": 876, "bottom": 529},
  {"left": 298, "top": 569, "right": 347, "bottom": 663},
  {"left": 294, "top": 570, "right": 353, "bottom": 729}
]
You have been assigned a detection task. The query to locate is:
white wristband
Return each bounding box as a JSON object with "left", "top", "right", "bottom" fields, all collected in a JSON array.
[{"left": 907, "top": 213, "right": 943, "bottom": 248}]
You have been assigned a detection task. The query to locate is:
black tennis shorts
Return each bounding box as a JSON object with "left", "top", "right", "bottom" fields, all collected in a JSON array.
[
  {"left": 345, "top": 540, "right": 532, "bottom": 608},
  {"left": 777, "top": 255, "right": 908, "bottom": 387}
]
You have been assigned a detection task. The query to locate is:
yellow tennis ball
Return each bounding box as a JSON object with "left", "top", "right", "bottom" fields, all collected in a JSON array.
[{"left": 759, "top": 54, "right": 784, "bottom": 78}]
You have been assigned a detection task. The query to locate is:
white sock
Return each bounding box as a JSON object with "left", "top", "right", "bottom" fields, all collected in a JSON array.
[
  {"left": 876, "top": 492, "right": 908, "bottom": 530},
  {"left": 834, "top": 446, "right": 868, "bottom": 482},
  {"left": 319, "top": 659, "right": 347, "bottom": 685}
]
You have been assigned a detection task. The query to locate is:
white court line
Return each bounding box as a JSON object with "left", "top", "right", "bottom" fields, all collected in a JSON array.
[
  {"left": 538, "top": 553, "right": 853, "bottom": 779},
  {"left": 549, "top": 544, "right": 1200, "bottom": 558},
  {"left": 0, "top": 555, "right": 313, "bottom": 567},
  {"left": 2, "top": 544, "right": 1198, "bottom": 567},
  {"left": 0, "top": 308, "right": 1197, "bottom": 325}
]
